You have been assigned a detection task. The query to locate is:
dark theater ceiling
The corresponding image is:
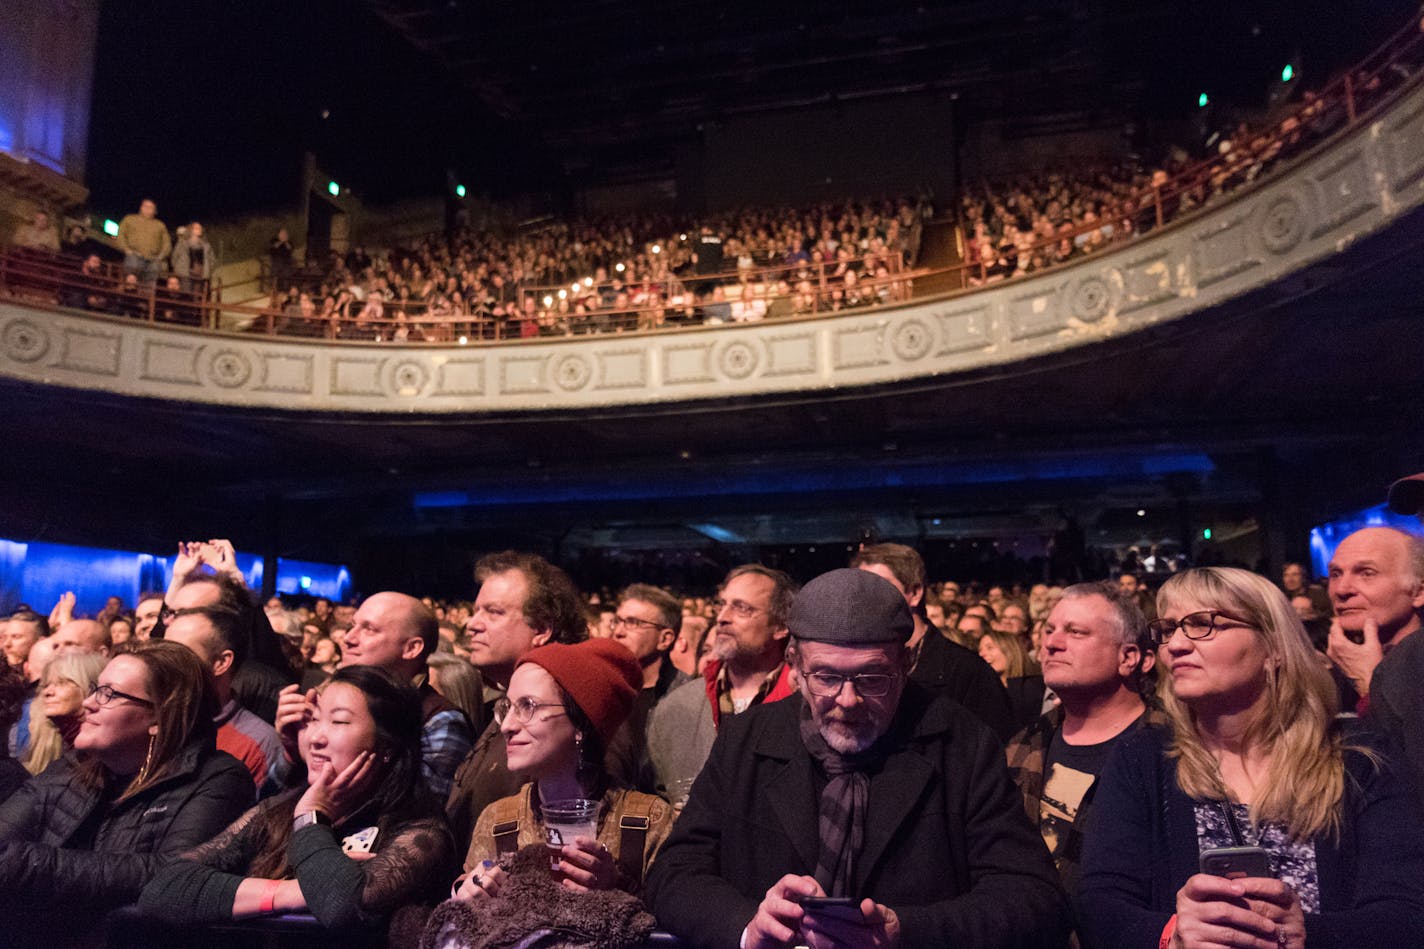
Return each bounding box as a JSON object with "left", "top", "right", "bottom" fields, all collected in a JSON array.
[
  {"left": 362, "top": 0, "right": 1148, "bottom": 147},
  {"left": 358, "top": 0, "right": 1408, "bottom": 150}
]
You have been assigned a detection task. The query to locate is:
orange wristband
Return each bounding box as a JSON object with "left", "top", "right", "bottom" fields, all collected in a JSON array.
[
  {"left": 1158, "top": 913, "right": 1178, "bottom": 949},
  {"left": 259, "top": 879, "right": 282, "bottom": 915}
]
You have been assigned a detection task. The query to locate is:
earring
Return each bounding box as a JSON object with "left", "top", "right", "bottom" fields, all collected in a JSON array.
[
  {"left": 574, "top": 732, "right": 584, "bottom": 747},
  {"left": 136, "top": 733, "right": 157, "bottom": 785}
]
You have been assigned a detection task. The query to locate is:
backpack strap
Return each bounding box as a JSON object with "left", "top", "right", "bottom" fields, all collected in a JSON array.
[
  {"left": 489, "top": 794, "right": 523, "bottom": 856},
  {"left": 614, "top": 794, "right": 657, "bottom": 886}
]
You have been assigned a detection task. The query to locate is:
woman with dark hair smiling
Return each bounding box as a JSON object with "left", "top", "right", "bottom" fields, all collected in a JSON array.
[
  {"left": 140, "top": 665, "right": 456, "bottom": 933},
  {"left": 448, "top": 639, "right": 674, "bottom": 902},
  {"left": 0, "top": 640, "right": 251, "bottom": 946}
]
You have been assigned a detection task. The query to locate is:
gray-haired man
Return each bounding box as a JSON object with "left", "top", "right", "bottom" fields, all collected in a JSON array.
[{"left": 649, "top": 568, "right": 1067, "bottom": 949}]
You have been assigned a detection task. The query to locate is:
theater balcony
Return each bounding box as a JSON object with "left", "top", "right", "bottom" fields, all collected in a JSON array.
[{"left": 4, "top": 64, "right": 1424, "bottom": 416}]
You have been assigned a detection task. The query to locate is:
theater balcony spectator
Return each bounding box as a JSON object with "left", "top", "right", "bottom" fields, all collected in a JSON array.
[{"left": 11, "top": 211, "right": 60, "bottom": 253}]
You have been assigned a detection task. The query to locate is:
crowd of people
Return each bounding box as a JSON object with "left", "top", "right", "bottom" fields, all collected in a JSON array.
[
  {"left": 1, "top": 473, "right": 1422, "bottom": 947},
  {"left": 959, "top": 163, "right": 1150, "bottom": 284},
  {"left": 958, "top": 27, "right": 1424, "bottom": 288},
  {"left": 8, "top": 15, "right": 1424, "bottom": 346},
  {"left": 4, "top": 203, "right": 215, "bottom": 325},
  {"left": 262, "top": 198, "right": 927, "bottom": 341}
]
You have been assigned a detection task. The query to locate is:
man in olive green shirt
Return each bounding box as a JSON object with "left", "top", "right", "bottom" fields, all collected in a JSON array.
[{"left": 117, "top": 198, "right": 171, "bottom": 283}]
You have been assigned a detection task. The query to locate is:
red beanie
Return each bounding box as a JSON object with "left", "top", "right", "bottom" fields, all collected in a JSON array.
[{"left": 516, "top": 639, "right": 641, "bottom": 743}]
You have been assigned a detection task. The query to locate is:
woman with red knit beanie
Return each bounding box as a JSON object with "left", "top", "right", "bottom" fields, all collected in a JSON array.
[{"left": 449, "top": 638, "right": 675, "bottom": 901}]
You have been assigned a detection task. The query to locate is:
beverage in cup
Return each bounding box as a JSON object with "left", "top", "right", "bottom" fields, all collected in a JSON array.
[{"left": 542, "top": 798, "right": 600, "bottom": 877}]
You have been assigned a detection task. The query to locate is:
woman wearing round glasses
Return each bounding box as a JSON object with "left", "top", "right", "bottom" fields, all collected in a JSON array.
[
  {"left": 449, "top": 639, "right": 674, "bottom": 902},
  {"left": 0, "top": 641, "right": 252, "bottom": 946},
  {"left": 1078, "top": 567, "right": 1424, "bottom": 949}
]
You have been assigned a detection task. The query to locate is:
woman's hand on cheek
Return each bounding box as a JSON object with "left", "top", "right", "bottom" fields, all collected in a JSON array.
[{"left": 296, "top": 750, "right": 378, "bottom": 823}]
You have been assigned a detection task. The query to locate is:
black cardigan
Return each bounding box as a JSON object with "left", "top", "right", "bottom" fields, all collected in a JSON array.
[{"left": 1076, "top": 723, "right": 1424, "bottom": 949}]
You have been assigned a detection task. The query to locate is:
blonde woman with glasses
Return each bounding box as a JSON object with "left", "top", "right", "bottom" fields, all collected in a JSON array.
[
  {"left": 1078, "top": 567, "right": 1424, "bottom": 949},
  {"left": 22, "top": 651, "right": 106, "bottom": 776}
]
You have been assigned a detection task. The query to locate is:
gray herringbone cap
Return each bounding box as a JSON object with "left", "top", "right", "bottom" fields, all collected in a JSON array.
[{"left": 788, "top": 567, "right": 913, "bottom": 644}]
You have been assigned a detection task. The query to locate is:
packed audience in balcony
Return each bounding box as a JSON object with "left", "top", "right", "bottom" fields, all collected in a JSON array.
[
  {"left": 4, "top": 31, "right": 1418, "bottom": 345},
  {"left": 1, "top": 487, "right": 1422, "bottom": 947},
  {"left": 260, "top": 196, "right": 927, "bottom": 341}
]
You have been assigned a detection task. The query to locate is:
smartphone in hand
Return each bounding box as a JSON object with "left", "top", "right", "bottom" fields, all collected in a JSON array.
[
  {"left": 1200, "top": 845, "right": 1273, "bottom": 879},
  {"left": 797, "top": 896, "right": 864, "bottom": 923}
]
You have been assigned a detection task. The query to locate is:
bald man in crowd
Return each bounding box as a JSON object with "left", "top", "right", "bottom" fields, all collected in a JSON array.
[
  {"left": 276, "top": 591, "right": 473, "bottom": 798},
  {"left": 24, "top": 636, "right": 57, "bottom": 689},
  {"left": 52, "top": 619, "right": 110, "bottom": 656}
]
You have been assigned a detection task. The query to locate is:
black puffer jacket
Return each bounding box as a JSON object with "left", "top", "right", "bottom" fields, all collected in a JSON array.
[{"left": 0, "top": 739, "right": 251, "bottom": 942}]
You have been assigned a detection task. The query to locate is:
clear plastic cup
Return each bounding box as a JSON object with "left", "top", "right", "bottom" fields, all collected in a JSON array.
[{"left": 542, "top": 798, "right": 601, "bottom": 876}]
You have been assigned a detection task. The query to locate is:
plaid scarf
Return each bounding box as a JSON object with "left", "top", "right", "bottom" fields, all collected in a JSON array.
[{"left": 799, "top": 703, "right": 885, "bottom": 897}]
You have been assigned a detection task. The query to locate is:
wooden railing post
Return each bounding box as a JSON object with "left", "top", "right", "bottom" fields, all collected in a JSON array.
[{"left": 1344, "top": 72, "right": 1358, "bottom": 124}]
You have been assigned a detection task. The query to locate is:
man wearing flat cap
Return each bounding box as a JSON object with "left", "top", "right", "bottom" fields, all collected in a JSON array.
[{"left": 648, "top": 568, "right": 1069, "bottom": 949}]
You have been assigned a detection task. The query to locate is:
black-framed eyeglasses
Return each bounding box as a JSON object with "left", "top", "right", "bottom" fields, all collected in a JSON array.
[
  {"left": 89, "top": 682, "right": 155, "bottom": 708},
  {"left": 610, "top": 615, "right": 667, "bottom": 633},
  {"left": 495, "top": 696, "right": 568, "bottom": 725},
  {"left": 800, "top": 670, "right": 900, "bottom": 698},
  {"left": 711, "top": 598, "right": 764, "bottom": 619},
  {"left": 1145, "top": 610, "right": 1254, "bottom": 647},
  {"left": 159, "top": 605, "right": 209, "bottom": 625}
]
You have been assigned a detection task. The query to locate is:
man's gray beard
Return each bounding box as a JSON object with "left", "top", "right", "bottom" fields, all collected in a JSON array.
[
  {"left": 821, "top": 719, "right": 877, "bottom": 755},
  {"left": 709, "top": 630, "right": 741, "bottom": 663}
]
